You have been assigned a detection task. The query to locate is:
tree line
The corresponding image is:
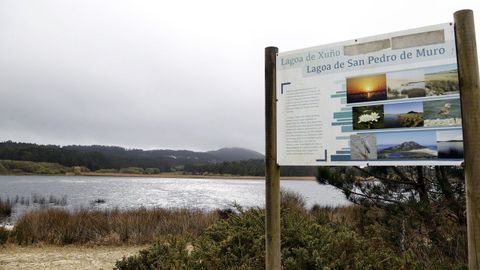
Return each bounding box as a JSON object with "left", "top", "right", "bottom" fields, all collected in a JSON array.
[{"left": 0, "top": 141, "right": 315, "bottom": 176}]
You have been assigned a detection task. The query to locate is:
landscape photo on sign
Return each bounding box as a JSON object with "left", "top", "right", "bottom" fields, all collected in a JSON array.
[
  {"left": 375, "top": 130, "right": 438, "bottom": 160},
  {"left": 386, "top": 69, "right": 426, "bottom": 99},
  {"left": 424, "top": 64, "right": 459, "bottom": 96},
  {"left": 383, "top": 101, "right": 424, "bottom": 129},
  {"left": 346, "top": 74, "right": 387, "bottom": 103}
]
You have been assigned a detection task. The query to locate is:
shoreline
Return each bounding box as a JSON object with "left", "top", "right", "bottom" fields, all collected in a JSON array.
[{"left": 82, "top": 172, "right": 317, "bottom": 181}]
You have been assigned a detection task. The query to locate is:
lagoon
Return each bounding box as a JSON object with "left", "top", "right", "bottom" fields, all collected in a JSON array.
[{"left": 0, "top": 175, "right": 349, "bottom": 224}]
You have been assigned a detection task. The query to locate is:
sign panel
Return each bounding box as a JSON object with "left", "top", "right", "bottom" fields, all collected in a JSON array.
[{"left": 277, "top": 23, "right": 463, "bottom": 166}]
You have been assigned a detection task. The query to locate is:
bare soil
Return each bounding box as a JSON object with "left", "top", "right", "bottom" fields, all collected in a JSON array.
[{"left": 0, "top": 245, "right": 146, "bottom": 270}]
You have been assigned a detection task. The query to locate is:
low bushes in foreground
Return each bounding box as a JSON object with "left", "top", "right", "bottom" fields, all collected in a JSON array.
[
  {"left": 11, "top": 207, "right": 220, "bottom": 245},
  {"left": 115, "top": 206, "right": 400, "bottom": 270},
  {"left": 115, "top": 191, "right": 467, "bottom": 270}
]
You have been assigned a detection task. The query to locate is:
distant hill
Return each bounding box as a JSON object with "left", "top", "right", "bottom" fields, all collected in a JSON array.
[
  {"left": 0, "top": 141, "right": 263, "bottom": 172},
  {"left": 380, "top": 141, "right": 425, "bottom": 153},
  {"left": 207, "top": 147, "right": 264, "bottom": 162}
]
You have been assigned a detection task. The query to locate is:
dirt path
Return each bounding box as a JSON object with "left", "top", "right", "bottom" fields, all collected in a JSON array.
[{"left": 0, "top": 245, "right": 146, "bottom": 270}]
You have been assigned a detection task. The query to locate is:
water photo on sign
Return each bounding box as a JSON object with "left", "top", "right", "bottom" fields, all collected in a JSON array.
[
  {"left": 386, "top": 69, "right": 426, "bottom": 100},
  {"left": 346, "top": 74, "right": 387, "bottom": 103},
  {"left": 436, "top": 129, "right": 464, "bottom": 159}
]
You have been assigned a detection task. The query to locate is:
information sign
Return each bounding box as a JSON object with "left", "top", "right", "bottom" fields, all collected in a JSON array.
[{"left": 277, "top": 23, "right": 463, "bottom": 166}]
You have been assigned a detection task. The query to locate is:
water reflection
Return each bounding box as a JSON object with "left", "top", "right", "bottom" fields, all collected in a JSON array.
[{"left": 0, "top": 175, "right": 350, "bottom": 224}]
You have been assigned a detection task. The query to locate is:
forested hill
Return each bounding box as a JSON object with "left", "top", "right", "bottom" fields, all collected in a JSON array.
[{"left": 0, "top": 141, "right": 263, "bottom": 172}]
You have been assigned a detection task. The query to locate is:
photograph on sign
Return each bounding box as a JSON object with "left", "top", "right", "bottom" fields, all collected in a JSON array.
[{"left": 276, "top": 23, "right": 463, "bottom": 166}]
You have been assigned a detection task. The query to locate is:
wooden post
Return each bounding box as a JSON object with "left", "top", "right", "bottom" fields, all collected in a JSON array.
[
  {"left": 454, "top": 9, "right": 480, "bottom": 269},
  {"left": 265, "top": 46, "right": 281, "bottom": 270}
]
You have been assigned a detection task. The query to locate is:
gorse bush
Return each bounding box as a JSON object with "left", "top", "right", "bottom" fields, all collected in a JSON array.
[
  {"left": 116, "top": 189, "right": 467, "bottom": 270},
  {"left": 115, "top": 189, "right": 403, "bottom": 270},
  {"left": 116, "top": 206, "right": 402, "bottom": 270}
]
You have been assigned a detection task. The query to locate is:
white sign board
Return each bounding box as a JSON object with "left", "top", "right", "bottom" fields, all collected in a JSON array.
[{"left": 277, "top": 23, "right": 463, "bottom": 166}]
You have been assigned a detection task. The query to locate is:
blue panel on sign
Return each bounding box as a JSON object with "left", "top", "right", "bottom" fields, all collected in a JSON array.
[
  {"left": 331, "top": 155, "right": 351, "bottom": 161},
  {"left": 341, "top": 126, "right": 353, "bottom": 132},
  {"left": 333, "top": 112, "right": 351, "bottom": 118}
]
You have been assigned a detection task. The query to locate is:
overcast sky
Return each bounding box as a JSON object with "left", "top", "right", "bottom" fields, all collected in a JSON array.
[{"left": 0, "top": 0, "right": 478, "bottom": 153}]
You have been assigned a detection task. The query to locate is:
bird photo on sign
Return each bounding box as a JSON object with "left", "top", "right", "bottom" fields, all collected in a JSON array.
[{"left": 423, "top": 99, "right": 462, "bottom": 127}]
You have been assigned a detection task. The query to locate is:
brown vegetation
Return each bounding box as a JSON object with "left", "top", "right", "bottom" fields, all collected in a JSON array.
[
  {"left": 10, "top": 207, "right": 221, "bottom": 245},
  {"left": 0, "top": 197, "right": 13, "bottom": 221},
  {"left": 398, "top": 113, "right": 424, "bottom": 127}
]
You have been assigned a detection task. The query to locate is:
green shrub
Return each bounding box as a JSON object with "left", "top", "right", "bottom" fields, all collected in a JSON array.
[
  {"left": 0, "top": 160, "right": 69, "bottom": 174},
  {"left": 116, "top": 206, "right": 402, "bottom": 270},
  {"left": 0, "top": 162, "right": 7, "bottom": 174},
  {"left": 95, "top": 168, "right": 119, "bottom": 173},
  {"left": 145, "top": 168, "right": 161, "bottom": 174},
  {"left": 115, "top": 236, "right": 194, "bottom": 270},
  {"left": 119, "top": 167, "right": 145, "bottom": 174}
]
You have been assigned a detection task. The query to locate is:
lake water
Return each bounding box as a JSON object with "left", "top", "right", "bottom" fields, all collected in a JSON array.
[
  {"left": 0, "top": 175, "right": 350, "bottom": 224},
  {"left": 384, "top": 115, "right": 401, "bottom": 128}
]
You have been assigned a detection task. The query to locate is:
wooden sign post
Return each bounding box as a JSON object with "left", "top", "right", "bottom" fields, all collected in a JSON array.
[
  {"left": 454, "top": 9, "right": 480, "bottom": 269},
  {"left": 265, "top": 46, "right": 281, "bottom": 270}
]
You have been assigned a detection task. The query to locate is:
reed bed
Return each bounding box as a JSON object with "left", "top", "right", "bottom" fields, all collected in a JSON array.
[
  {"left": 0, "top": 198, "right": 13, "bottom": 220},
  {"left": 11, "top": 207, "right": 221, "bottom": 245}
]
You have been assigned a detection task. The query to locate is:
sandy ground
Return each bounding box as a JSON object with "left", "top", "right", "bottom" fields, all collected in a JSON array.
[{"left": 0, "top": 245, "right": 147, "bottom": 270}]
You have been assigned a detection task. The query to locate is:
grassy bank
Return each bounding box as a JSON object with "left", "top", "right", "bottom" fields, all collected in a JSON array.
[{"left": 0, "top": 160, "right": 74, "bottom": 175}]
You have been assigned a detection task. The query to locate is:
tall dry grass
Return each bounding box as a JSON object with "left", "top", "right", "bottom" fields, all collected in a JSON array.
[
  {"left": 12, "top": 207, "right": 221, "bottom": 245},
  {"left": 0, "top": 197, "right": 13, "bottom": 221}
]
